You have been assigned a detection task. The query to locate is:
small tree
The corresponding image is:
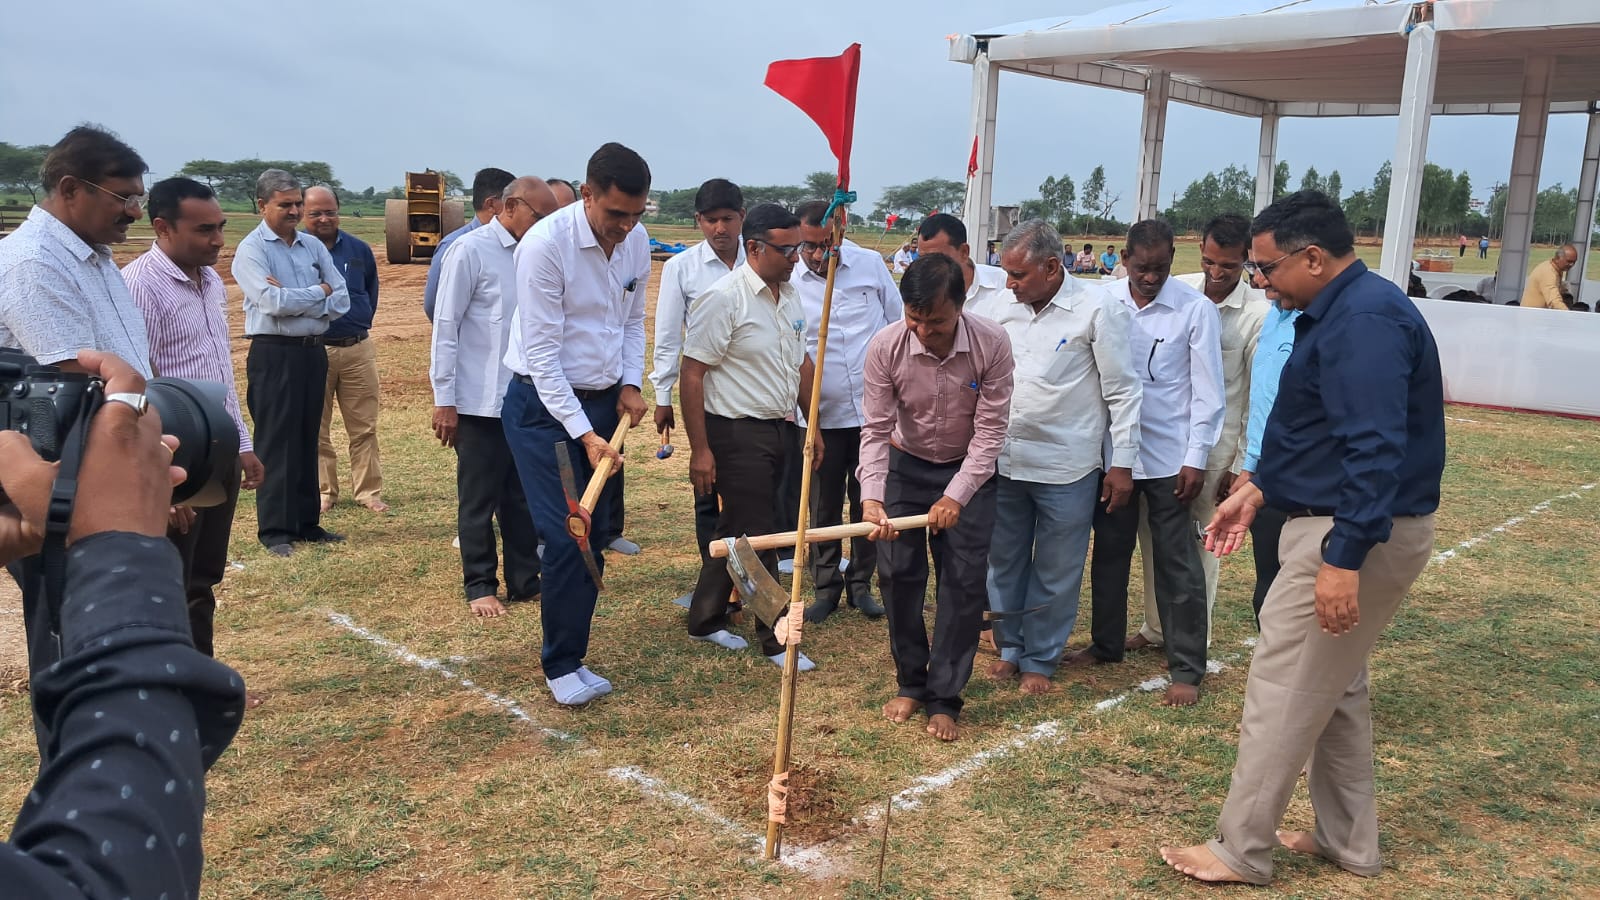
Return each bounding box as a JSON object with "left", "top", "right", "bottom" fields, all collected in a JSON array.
[{"left": 0, "top": 143, "right": 48, "bottom": 202}]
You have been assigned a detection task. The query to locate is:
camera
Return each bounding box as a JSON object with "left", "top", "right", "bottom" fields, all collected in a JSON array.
[{"left": 0, "top": 348, "right": 239, "bottom": 507}]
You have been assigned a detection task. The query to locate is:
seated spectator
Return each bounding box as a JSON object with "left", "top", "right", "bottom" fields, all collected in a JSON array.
[
  {"left": 1099, "top": 245, "right": 1119, "bottom": 275},
  {"left": 1072, "top": 243, "right": 1097, "bottom": 274}
]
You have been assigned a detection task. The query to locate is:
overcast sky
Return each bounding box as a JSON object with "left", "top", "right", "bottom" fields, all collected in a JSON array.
[{"left": 2, "top": 0, "right": 1590, "bottom": 218}]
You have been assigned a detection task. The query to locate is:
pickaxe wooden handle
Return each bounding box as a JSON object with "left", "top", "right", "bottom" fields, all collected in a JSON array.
[
  {"left": 708, "top": 515, "right": 931, "bottom": 558},
  {"left": 578, "top": 417, "right": 631, "bottom": 514}
]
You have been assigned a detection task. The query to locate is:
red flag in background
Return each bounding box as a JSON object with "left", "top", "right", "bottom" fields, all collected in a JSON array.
[
  {"left": 967, "top": 135, "right": 979, "bottom": 179},
  {"left": 764, "top": 43, "right": 862, "bottom": 189},
  {"left": 886, "top": 213, "right": 900, "bottom": 228}
]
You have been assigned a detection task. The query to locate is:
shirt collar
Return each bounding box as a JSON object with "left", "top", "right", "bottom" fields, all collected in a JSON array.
[
  {"left": 907, "top": 313, "right": 971, "bottom": 359},
  {"left": 696, "top": 237, "right": 744, "bottom": 269},
  {"left": 485, "top": 216, "right": 516, "bottom": 248},
  {"left": 737, "top": 262, "right": 785, "bottom": 302},
  {"left": 1045, "top": 272, "right": 1086, "bottom": 311},
  {"left": 256, "top": 218, "right": 309, "bottom": 247},
  {"left": 1301, "top": 259, "right": 1369, "bottom": 321},
  {"left": 571, "top": 203, "right": 600, "bottom": 250},
  {"left": 29, "top": 206, "right": 101, "bottom": 263}
]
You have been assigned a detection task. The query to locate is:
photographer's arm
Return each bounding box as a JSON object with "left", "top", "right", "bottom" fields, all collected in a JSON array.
[{"left": 0, "top": 350, "right": 246, "bottom": 899}]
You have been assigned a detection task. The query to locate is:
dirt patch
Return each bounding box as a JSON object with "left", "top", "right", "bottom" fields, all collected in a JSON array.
[
  {"left": 729, "top": 760, "right": 851, "bottom": 845},
  {"left": 1071, "top": 766, "right": 1195, "bottom": 816}
]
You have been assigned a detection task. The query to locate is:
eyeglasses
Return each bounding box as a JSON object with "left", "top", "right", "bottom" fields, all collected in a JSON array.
[
  {"left": 752, "top": 238, "right": 801, "bottom": 259},
  {"left": 304, "top": 210, "right": 339, "bottom": 220},
  {"left": 506, "top": 197, "right": 545, "bottom": 221},
  {"left": 81, "top": 180, "right": 145, "bottom": 213},
  {"left": 1243, "top": 246, "right": 1308, "bottom": 280},
  {"left": 799, "top": 241, "right": 834, "bottom": 255}
]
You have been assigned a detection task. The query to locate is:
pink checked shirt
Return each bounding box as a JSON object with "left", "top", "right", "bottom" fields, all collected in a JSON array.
[
  {"left": 122, "top": 246, "right": 253, "bottom": 453},
  {"left": 858, "top": 313, "right": 1014, "bottom": 506}
]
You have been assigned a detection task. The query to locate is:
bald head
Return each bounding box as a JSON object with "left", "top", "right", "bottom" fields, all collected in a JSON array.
[
  {"left": 1555, "top": 243, "right": 1580, "bottom": 274},
  {"left": 500, "top": 176, "right": 559, "bottom": 240},
  {"left": 548, "top": 177, "right": 578, "bottom": 207},
  {"left": 302, "top": 184, "right": 341, "bottom": 244}
]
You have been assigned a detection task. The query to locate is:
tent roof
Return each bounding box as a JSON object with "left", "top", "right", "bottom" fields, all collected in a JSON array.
[{"left": 953, "top": 0, "right": 1600, "bottom": 117}]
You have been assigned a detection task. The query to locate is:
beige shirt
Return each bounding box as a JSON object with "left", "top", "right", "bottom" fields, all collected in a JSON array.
[
  {"left": 1177, "top": 272, "right": 1268, "bottom": 473},
  {"left": 683, "top": 264, "right": 806, "bottom": 420},
  {"left": 1520, "top": 259, "right": 1568, "bottom": 310}
]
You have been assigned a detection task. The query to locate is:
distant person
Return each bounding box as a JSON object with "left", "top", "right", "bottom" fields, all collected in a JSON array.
[
  {"left": 1112, "top": 246, "right": 1129, "bottom": 279},
  {"left": 231, "top": 169, "right": 351, "bottom": 556},
  {"left": 122, "top": 177, "right": 264, "bottom": 703},
  {"left": 547, "top": 177, "right": 579, "bottom": 207},
  {"left": 793, "top": 199, "right": 900, "bottom": 623},
  {"left": 432, "top": 177, "right": 557, "bottom": 618},
  {"left": 304, "top": 186, "right": 387, "bottom": 514},
  {"left": 986, "top": 241, "right": 999, "bottom": 266},
  {"left": 501, "top": 142, "right": 651, "bottom": 706},
  {"left": 1073, "top": 243, "right": 1096, "bottom": 274},
  {"left": 1161, "top": 189, "right": 1443, "bottom": 889},
  {"left": 1478, "top": 235, "right": 1490, "bottom": 259},
  {"left": 860, "top": 254, "right": 1015, "bottom": 742},
  {"left": 649, "top": 178, "right": 746, "bottom": 606},
  {"left": 1099, "top": 245, "right": 1119, "bottom": 275},
  {"left": 1520, "top": 244, "right": 1578, "bottom": 311},
  {"left": 424, "top": 167, "right": 515, "bottom": 321},
  {"left": 1458, "top": 233, "right": 1468, "bottom": 257},
  {"left": 892, "top": 242, "right": 913, "bottom": 273}
]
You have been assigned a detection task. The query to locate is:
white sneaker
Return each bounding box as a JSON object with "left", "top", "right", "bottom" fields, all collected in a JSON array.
[
  {"left": 691, "top": 629, "right": 749, "bottom": 651},
  {"left": 546, "top": 672, "right": 600, "bottom": 706},
  {"left": 778, "top": 558, "right": 795, "bottom": 575},
  {"left": 575, "top": 666, "right": 612, "bottom": 696},
  {"left": 672, "top": 593, "right": 692, "bottom": 608},
  {"left": 766, "top": 651, "right": 816, "bottom": 672},
  {"left": 451, "top": 535, "right": 461, "bottom": 549},
  {"left": 607, "top": 537, "right": 641, "bottom": 555}
]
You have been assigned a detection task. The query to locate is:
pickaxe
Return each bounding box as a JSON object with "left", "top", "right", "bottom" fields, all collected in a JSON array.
[{"left": 555, "top": 417, "right": 630, "bottom": 590}]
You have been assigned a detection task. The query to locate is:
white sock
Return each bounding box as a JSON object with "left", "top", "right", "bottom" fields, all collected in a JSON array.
[
  {"left": 691, "top": 629, "right": 748, "bottom": 651},
  {"left": 575, "top": 666, "right": 612, "bottom": 695},
  {"left": 546, "top": 672, "right": 599, "bottom": 706},
  {"left": 766, "top": 651, "right": 816, "bottom": 672}
]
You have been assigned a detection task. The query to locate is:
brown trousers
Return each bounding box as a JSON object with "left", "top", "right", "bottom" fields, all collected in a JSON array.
[
  {"left": 317, "top": 338, "right": 384, "bottom": 506},
  {"left": 1207, "top": 512, "right": 1434, "bottom": 884}
]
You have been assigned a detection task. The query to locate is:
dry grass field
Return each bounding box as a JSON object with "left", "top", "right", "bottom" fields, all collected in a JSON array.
[{"left": 0, "top": 214, "right": 1595, "bottom": 898}]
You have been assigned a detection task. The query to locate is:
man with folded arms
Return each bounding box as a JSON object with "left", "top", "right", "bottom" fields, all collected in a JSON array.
[{"left": 860, "top": 254, "right": 1014, "bottom": 742}]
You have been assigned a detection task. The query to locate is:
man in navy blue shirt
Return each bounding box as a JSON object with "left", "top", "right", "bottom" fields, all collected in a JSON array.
[
  {"left": 305, "top": 186, "right": 388, "bottom": 514},
  {"left": 1161, "top": 190, "right": 1443, "bottom": 887}
]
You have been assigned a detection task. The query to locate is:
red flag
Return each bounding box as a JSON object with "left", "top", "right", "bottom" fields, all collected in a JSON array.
[
  {"left": 967, "top": 135, "right": 979, "bottom": 179},
  {"left": 764, "top": 44, "right": 862, "bottom": 189},
  {"left": 886, "top": 213, "right": 899, "bottom": 228}
]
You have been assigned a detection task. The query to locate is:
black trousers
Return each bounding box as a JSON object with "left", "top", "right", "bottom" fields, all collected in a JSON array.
[
  {"left": 686, "top": 416, "right": 785, "bottom": 656},
  {"left": 878, "top": 448, "right": 996, "bottom": 720},
  {"left": 775, "top": 422, "right": 803, "bottom": 560},
  {"left": 168, "top": 458, "right": 242, "bottom": 657},
  {"left": 1248, "top": 505, "right": 1288, "bottom": 629},
  {"left": 1087, "top": 474, "right": 1209, "bottom": 686},
  {"left": 456, "top": 414, "right": 541, "bottom": 602},
  {"left": 810, "top": 426, "right": 875, "bottom": 605},
  {"left": 246, "top": 338, "right": 329, "bottom": 546}
]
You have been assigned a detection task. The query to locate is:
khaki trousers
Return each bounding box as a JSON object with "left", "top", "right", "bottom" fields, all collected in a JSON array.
[
  {"left": 317, "top": 338, "right": 384, "bottom": 506},
  {"left": 1206, "top": 512, "right": 1434, "bottom": 884},
  {"left": 1136, "top": 466, "right": 1226, "bottom": 646}
]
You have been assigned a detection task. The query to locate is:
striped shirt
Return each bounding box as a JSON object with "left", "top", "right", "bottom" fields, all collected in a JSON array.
[{"left": 122, "top": 245, "right": 254, "bottom": 453}]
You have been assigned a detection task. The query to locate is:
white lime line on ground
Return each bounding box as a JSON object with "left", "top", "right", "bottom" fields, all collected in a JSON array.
[
  {"left": 887, "top": 720, "right": 1062, "bottom": 813},
  {"left": 1430, "top": 483, "right": 1596, "bottom": 566},
  {"left": 1093, "top": 656, "right": 1234, "bottom": 713},
  {"left": 322, "top": 611, "right": 838, "bottom": 878},
  {"left": 1445, "top": 416, "right": 1481, "bottom": 425}
]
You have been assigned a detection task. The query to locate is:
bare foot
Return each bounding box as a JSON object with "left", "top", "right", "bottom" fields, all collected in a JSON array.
[
  {"left": 469, "top": 596, "right": 508, "bottom": 618},
  {"left": 1276, "top": 830, "right": 1321, "bottom": 857},
  {"left": 361, "top": 499, "right": 391, "bottom": 513},
  {"left": 987, "top": 660, "right": 1019, "bottom": 681},
  {"left": 1163, "top": 682, "right": 1199, "bottom": 706},
  {"left": 245, "top": 692, "right": 266, "bottom": 709},
  {"left": 1020, "top": 672, "right": 1055, "bottom": 694},
  {"left": 882, "top": 697, "right": 921, "bottom": 723},
  {"left": 1061, "top": 648, "right": 1109, "bottom": 668},
  {"left": 926, "top": 713, "right": 960, "bottom": 741},
  {"left": 1125, "top": 632, "right": 1158, "bottom": 651},
  {"left": 1159, "top": 844, "right": 1250, "bottom": 883},
  {"left": 319, "top": 497, "right": 334, "bottom": 513},
  {"left": 978, "top": 629, "right": 999, "bottom": 655}
]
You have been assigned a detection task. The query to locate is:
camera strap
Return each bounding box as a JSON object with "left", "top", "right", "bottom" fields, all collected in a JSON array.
[{"left": 36, "top": 382, "right": 103, "bottom": 659}]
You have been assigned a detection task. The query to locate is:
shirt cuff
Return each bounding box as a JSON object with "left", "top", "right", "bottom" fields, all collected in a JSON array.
[
  {"left": 623, "top": 365, "right": 644, "bottom": 391},
  {"left": 943, "top": 474, "right": 978, "bottom": 507},
  {"left": 1108, "top": 446, "right": 1138, "bottom": 470},
  {"left": 1323, "top": 531, "right": 1373, "bottom": 571},
  {"left": 860, "top": 475, "right": 887, "bottom": 505},
  {"left": 1242, "top": 452, "right": 1260, "bottom": 473},
  {"left": 650, "top": 376, "right": 676, "bottom": 405},
  {"left": 1183, "top": 446, "right": 1212, "bottom": 470},
  {"left": 559, "top": 407, "right": 595, "bottom": 441}
]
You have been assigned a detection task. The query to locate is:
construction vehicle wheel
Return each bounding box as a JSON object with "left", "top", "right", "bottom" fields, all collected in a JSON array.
[
  {"left": 385, "top": 199, "right": 410, "bottom": 264},
  {"left": 442, "top": 199, "right": 466, "bottom": 235}
]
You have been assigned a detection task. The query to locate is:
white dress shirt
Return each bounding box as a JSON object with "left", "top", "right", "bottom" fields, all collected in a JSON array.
[
  {"left": 970, "top": 275, "right": 1142, "bottom": 484},
  {"left": 684, "top": 265, "right": 807, "bottom": 420},
  {"left": 431, "top": 217, "right": 521, "bottom": 418},
  {"left": 1176, "top": 272, "right": 1269, "bottom": 473},
  {"left": 790, "top": 240, "right": 900, "bottom": 429},
  {"left": 649, "top": 239, "right": 744, "bottom": 404},
  {"left": 968, "top": 263, "right": 1009, "bottom": 309},
  {"left": 503, "top": 202, "right": 651, "bottom": 439},
  {"left": 1105, "top": 276, "right": 1225, "bottom": 480}
]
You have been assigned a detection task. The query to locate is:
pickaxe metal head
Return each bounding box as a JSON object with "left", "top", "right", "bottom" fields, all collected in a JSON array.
[
  {"left": 723, "top": 537, "right": 790, "bottom": 628},
  {"left": 555, "top": 442, "right": 605, "bottom": 591}
]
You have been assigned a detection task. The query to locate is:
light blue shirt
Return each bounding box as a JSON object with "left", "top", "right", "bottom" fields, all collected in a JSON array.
[
  {"left": 424, "top": 217, "right": 482, "bottom": 321},
  {"left": 232, "top": 220, "right": 350, "bottom": 337},
  {"left": 1241, "top": 302, "right": 1301, "bottom": 473}
]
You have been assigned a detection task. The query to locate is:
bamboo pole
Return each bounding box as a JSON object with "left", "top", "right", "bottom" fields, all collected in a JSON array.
[
  {"left": 765, "top": 213, "right": 845, "bottom": 860},
  {"left": 709, "top": 515, "right": 929, "bottom": 558}
]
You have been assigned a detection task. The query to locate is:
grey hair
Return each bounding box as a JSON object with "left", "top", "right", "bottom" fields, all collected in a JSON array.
[
  {"left": 501, "top": 176, "right": 547, "bottom": 202},
  {"left": 1001, "top": 219, "right": 1065, "bottom": 266},
  {"left": 256, "top": 168, "right": 301, "bottom": 203}
]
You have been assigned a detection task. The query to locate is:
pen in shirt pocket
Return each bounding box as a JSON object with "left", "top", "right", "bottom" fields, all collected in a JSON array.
[
  {"left": 965, "top": 379, "right": 980, "bottom": 394},
  {"left": 1055, "top": 337, "right": 1068, "bottom": 352}
]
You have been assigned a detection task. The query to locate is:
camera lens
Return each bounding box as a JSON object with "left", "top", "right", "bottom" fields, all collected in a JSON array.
[{"left": 144, "top": 378, "right": 240, "bottom": 507}]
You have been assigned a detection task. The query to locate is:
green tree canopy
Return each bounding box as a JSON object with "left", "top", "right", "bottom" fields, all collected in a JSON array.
[{"left": 0, "top": 142, "right": 50, "bottom": 202}]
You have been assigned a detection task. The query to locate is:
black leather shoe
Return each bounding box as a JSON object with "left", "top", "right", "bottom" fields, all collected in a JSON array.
[
  {"left": 266, "top": 543, "right": 293, "bottom": 558},
  {"left": 804, "top": 597, "right": 840, "bottom": 624},
  {"left": 848, "top": 593, "right": 886, "bottom": 618},
  {"left": 312, "top": 530, "right": 345, "bottom": 544}
]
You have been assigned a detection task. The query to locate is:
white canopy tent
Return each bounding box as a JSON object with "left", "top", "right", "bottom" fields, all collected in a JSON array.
[{"left": 952, "top": 0, "right": 1600, "bottom": 302}]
